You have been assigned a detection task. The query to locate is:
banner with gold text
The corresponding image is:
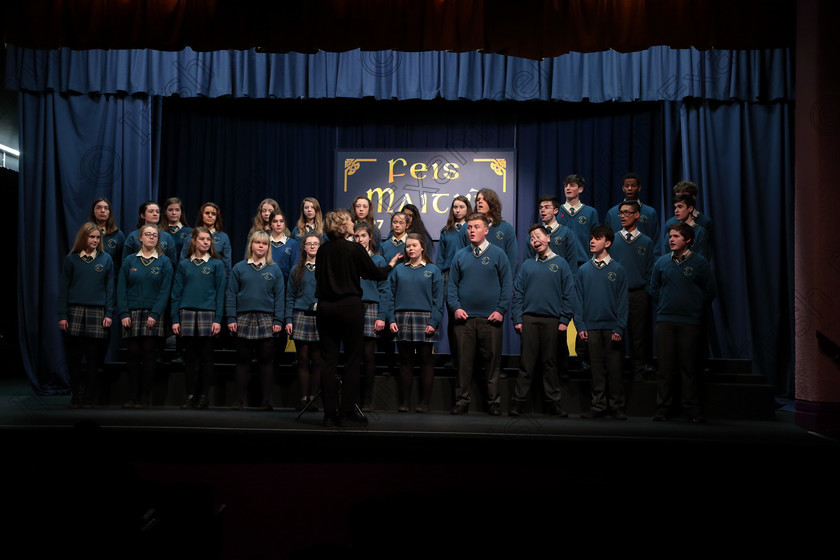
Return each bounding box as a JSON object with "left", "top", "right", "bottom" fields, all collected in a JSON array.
[{"left": 336, "top": 150, "right": 516, "bottom": 240}]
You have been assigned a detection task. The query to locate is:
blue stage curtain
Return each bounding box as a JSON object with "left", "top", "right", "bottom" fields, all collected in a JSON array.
[
  {"left": 8, "top": 45, "right": 794, "bottom": 392},
  {"left": 18, "top": 92, "right": 161, "bottom": 394},
  {"left": 6, "top": 46, "right": 792, "bottom": 103},
  {"left": 663, "top": 100, "right": 795, "bottom": 394}
]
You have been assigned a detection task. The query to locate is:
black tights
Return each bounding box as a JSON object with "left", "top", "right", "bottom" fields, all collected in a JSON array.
[
  {"left": 234, "top": 337, "right": 275, "bottom": 404},
  {"left": 125, "top": 336, "right": 160, "bottom": 404},
  {"left": 397, "top": 341, "right": 434, "bottom": 407},
  {"left": 183, "top": 336, "right": 215, "bottom": 397},
  {"left": 67, "top": 335, "right": 102, "bottom": 403},
  {"left": 361, "top": 338, "right": 377, "bottom": 405},
  {"left": 295, "top": 342, "right": 323, "bottom": 399}
]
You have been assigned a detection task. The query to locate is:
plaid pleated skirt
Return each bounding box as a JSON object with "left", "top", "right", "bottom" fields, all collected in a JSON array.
[
  {"left": 363, "top": 302, "right": 381, "bottom": 338},
  {"left": 178, "top": 309, "right": 216, "bottom": 337},
  {"left": 291, "top": 310, "right": 319, "bottom": 342},
  {"left": 235, "top": 312, "right": 275, "bottom": 340},
  {"left": 66, "top": 305, "right": 107, "bottom": 339},
  {"left": 394, "top": 311, "right": 438, "bottom": 343},
  {"left": 122, "top": 309, "right": 165, "bottom": 338}
]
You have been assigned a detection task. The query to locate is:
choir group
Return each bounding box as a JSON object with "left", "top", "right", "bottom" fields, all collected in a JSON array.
[{"left": 57, "top": 173, "right": 715, "bottom": 424}]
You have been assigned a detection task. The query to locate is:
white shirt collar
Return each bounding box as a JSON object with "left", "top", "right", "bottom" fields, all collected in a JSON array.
[
  {"left": 471, "top": 239, "right": 491, "bottom": 256},
  {"left": 191, "top": 253, "right": 211, "bottom": 263},
  {"left": 563, "top": 201, "right": 584, "bottom": 213},
  {"left": 619, "top": 228, "right": 641, "bottom": 241},
  {"left": 136, "top": 250, "right": 161, "bottom": 259},
  {"left": 592, "top": 254, "right": 612, "bottom": 266}
]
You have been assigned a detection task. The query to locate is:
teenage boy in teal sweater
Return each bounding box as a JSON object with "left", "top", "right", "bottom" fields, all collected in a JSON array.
[
  {"left": 510, "top": 224, "right": 577, "bottom": 417},
  {"left": 448, "top": 213, "right": 513, "bottom": 415},
  {"left": 605, "top": 173, "right": 660, "bottom": 256},
  {"left": 608, "top": 200, "right": 655, "bottom": 382},
  {"left": 558, "top": 173, "right": 599, "bottom": 267},
  {"left": 576, "top": 225, "right": 629, "bottom": 420},
  {"left": 650, "top": 222, "right": 715, "bottom": 423},
  {"left": 525, "top": 195, "right": 579, "bottom": 275},
  {"left": 663, "top": 193, "right": 710, "bottom": 260}
]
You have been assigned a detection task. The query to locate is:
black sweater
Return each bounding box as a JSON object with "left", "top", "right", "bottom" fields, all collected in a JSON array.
[{"left": 315, "top": 238, "right": 392, "bottom": 302}]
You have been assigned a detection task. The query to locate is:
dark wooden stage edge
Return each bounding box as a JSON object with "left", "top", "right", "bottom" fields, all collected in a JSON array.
[{"left": 2, "top": 378, "right": 838, "bottom": 559}]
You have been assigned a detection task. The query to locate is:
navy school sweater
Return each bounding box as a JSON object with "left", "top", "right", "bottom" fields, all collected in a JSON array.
[{"left": 447, "top": 244, "right": 513, "bottom": 318}]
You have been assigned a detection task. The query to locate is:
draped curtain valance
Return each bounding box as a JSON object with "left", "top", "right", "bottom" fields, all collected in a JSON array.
[{"left": 6, "top": 46, "right": 793, "bottom": 103}]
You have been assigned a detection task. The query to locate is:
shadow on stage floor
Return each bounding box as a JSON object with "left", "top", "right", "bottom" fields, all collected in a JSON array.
[{"left": 2, "top": 378, "right": 838, "bottom": 559}]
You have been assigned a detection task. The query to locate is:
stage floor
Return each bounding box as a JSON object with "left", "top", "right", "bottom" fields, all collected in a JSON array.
[
  {"left": 2, "top": 378, "right": 837, "bottom": 464},
  {"left": 3, "top": 378, "right": 838, "bottom": 558},
  {"left": 0, "top": 379, "right": 829, "bottom": 449}
]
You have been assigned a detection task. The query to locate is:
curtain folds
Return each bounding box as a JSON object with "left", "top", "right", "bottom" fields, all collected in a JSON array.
[
  {"left": 6, "top": 46, "right": 793, "bottom": 103},
  {"left": 18, "top": 92, "right": 161, "bottom": 393}
]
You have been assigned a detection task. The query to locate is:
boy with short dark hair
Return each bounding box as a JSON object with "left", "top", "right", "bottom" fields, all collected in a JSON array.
[
  {"left": 526, "top": 195, "right": 579, "bottom": 275},
  {"left": 664, "top": 182, "right": 712, "bottom": 257},
  {"left": 650, "top": 222, "right": 715, "bottom": 423},
  {"left": 558, "top": 174, "right": 599, "bottom": 267},
  {"left": 576, "top": 225, "right": 629, "bottom": 419},
  {"left": 609, "top": 200, "right": 655, "bottom": 382},
  {"left": 510, "top": 224, "right": 577, "bottom": 417},
  {"left": 605, "top": 173, "right": 660, "bottom": 251},
  {"left": 669, "top": 180, "right": 713, "bottom": 236},
  {"left": 663, "top": 193, "right": 710, "bottom": 259},
  {"left": 448, "top": 213, "right": 513, "bottom": 415}
]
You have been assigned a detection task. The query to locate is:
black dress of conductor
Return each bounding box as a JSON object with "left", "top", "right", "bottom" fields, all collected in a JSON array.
[{"left": 315, "top": 210, "right": 401, "bottom": 427}]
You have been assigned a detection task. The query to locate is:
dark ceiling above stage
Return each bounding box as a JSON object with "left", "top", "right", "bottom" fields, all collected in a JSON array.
[{"left": 4, "top": 0, "right": 795, "bottom": 60}]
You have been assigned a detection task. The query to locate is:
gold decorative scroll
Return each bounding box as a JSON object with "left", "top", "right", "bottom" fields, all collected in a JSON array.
[
  {"left": 344, "top": 158, "right": 377, "bottom": 192},
  {"left": 473, "top": 158, "right": 507, "bottom": 192}
]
